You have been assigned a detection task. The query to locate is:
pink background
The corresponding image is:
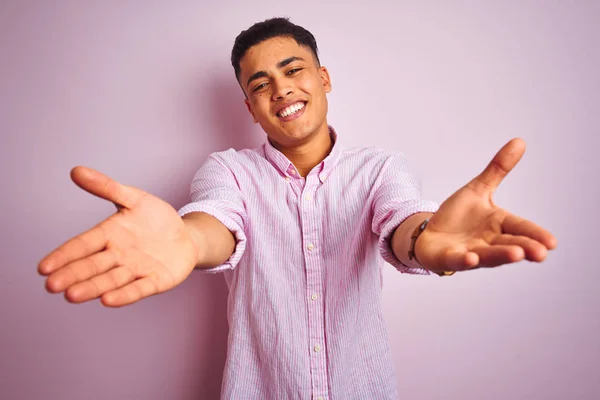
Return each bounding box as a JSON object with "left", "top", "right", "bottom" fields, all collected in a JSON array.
[{"left": 1, "top": 1, "right": 598, "bottom": 399}]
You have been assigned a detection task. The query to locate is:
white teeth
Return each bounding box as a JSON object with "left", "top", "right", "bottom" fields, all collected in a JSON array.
[{"left": 278, "top": 102, "right": 305, "bottom": 118}]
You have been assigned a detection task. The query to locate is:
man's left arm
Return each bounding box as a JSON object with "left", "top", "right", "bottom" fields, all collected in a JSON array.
[{"left": 390, "top": 139, "right": 557, "bottom": 275}]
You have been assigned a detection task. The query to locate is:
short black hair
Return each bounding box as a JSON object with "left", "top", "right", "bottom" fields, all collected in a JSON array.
[{"left": 231, "top": 17, "right": 321, "bottom": 82}]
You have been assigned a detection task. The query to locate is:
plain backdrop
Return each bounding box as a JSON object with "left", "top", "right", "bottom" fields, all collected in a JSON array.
[{"left": 1, "top": 1, "right": 599, "bottom": 399}]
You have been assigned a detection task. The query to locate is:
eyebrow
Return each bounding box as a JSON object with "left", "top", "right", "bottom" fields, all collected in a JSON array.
[{"left": 246, "top": 56, "right": 306, "bottom": 88}]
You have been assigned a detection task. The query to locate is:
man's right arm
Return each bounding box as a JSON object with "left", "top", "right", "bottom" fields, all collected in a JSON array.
[
  {"left": 182, "top": 212, "right": 236, "bottom": 270},
  {"left": 39, "top": 166, "right": 241, "bottom": 307}
]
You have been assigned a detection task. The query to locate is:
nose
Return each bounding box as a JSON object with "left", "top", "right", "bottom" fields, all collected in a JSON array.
[{"left": 272, "top": 78, "right": 294, "bottom": 101}]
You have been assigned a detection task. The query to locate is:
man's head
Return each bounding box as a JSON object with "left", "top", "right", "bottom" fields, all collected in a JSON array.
[
  {"left": 231, "top": 17, "right": 332, "bottom": 149},
  {"left": 231, "top": 17, "right": 321, "bottom": 83}
]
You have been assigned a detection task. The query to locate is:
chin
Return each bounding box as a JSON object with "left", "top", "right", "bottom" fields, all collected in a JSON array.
[
  {"left": 262, "top": 122, "right": 308, "bottom": 142},
  {"left": 284, "top": 126, "right": 318, "bottom": 142}
]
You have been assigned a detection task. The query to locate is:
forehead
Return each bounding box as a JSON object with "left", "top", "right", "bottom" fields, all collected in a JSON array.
[{"left": 239, "top": 37, "right": 315, "bottom": 76}]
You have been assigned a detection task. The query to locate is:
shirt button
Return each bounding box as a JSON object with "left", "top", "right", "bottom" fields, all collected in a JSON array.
[
  {"left": 314, "top": 344, "right": 321, "bottom": 352},
  {"left": 307, "top": 243, "right": 314, "bottom": 251},
  {"left": 316, "top": 397, "right": 325, "bottom": 400},
  {"left": 304, "top": 194, "right": 312, "bottom": 201},
  {"left": 311, "top": 293, "right": 318, "bottom": 301},
  {"left": 285, "top": 176, "right": 291, "bottom": 182},
  {"left": 289, "top": 169, "right": 296, "bottom": 175}
]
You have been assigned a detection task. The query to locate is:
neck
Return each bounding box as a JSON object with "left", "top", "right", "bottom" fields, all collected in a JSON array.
[{"left": 271, "top": 124, "right": 333, "bottom": 177}]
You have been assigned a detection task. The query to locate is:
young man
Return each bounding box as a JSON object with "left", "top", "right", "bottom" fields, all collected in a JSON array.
[{"left": 39, "top": 18, "right": 557, "bottom": 399}]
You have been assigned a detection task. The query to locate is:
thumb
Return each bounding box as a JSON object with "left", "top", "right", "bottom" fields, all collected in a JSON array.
[
  {"left": 467, "top": 138, "right": 526, "bottom": 195},
  {"left": 70, "top": 166, "right": 142, "bottom": 209}
]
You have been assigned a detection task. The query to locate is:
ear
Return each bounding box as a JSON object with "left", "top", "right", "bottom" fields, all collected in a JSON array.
[
  {"left": 319, "top": 66, "right": 332, "bottom": 93},
  {"left": 244, "top": 99, "right": 259, "bottom": 123}
]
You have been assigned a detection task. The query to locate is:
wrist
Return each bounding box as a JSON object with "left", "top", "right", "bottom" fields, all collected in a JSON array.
[
  {"left": 391, "top": 212, "right": 434, "bottom": 269},
  {"left": 412, "top": 220, "right": 455, "bottom": 277},
  {"left": 182, "top": 218, "right": 206, "bottom": 267},
  {"left": 409, "top": 219, "right": 428, "bottom": 265}
]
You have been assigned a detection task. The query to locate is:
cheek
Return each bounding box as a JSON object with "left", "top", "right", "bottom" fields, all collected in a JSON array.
[
  {"left": 252, "top": 97, "right": 274, "bottom": 121},
  {"left": 302, "top": 76, "right": 325, "bottom": 99}
]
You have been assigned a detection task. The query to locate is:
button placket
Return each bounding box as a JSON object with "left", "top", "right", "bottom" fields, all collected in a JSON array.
[{"left": 300, "top": 177, "right": 328, "bottom": 396}]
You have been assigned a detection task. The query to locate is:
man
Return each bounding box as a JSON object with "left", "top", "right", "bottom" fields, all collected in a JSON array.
[{"left": 39, "top": 17, "right": 557, "bottom": 399}]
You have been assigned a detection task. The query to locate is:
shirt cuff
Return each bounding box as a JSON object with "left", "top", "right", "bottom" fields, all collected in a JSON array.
[
  {"left": 178, "top": 202, "right": 246, "bottom": 274},
  {"left": 378, "top": 201, "right": 439, "bottom": 275}
]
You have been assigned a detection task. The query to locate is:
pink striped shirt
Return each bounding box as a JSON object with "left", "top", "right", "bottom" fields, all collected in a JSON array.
[{"left": 178, "top": 127, "right": 438, "bottom": 399}]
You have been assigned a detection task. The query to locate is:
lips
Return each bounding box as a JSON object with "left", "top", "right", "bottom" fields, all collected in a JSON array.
[{"left": 275, "top": 101, "right": 306, "bottom": 118}]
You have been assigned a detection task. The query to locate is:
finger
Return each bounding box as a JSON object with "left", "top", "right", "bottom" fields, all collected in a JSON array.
[
  {"left": 470, "top": 244, "right": 525, "bottom": 268},
  {"left": 502, "top": 214, "right": 558, "bottom": 250},
  {"left": 45, "top": 250, "right": 118, "bottom": 293},
  {"left": 492, "top": 234, "right": 548, "bottom": 262},
  {"left": 65, "top": 265, "right": 136, "bottom": 303},
  {"left": 101, "top": 274, "right": 162, "bottom": 307},
  {"left": 70, "top": 166, "right": 143, "bottom": 210},
  {"left": 441, "top": 249, "right": 480, "bottom": 271},
  {"left": 467, "top": 138, "right": 526, "bottom": 195},
  {"left": 38, "top": 223, "right": 109, "bottom": 275}
]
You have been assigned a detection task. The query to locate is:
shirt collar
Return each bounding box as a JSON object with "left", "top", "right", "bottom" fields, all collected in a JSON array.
[{"left": 264, "top": 125, "right": 342, "bottom": 183}]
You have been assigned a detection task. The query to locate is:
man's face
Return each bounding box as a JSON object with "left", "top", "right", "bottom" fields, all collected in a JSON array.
[{"left": 239, "top": 37, "right": 332, "bottom": 148}]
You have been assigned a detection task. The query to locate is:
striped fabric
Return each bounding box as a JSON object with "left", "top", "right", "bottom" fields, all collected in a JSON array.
[{"left": 178, "top": 127, "right": 438, "bottom": 399}]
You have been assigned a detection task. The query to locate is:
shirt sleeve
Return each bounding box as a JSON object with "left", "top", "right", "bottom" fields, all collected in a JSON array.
[
  {"left": 178, "top": 151, "right": 247, "bottom": 274},
  {"left": 371, "top": 151, "right": 439, "bottom": 274}
]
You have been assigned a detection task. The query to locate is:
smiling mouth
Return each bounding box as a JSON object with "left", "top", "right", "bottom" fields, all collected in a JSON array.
[{"left": 277, "top": 101, "right": 306, "bottom": 118}]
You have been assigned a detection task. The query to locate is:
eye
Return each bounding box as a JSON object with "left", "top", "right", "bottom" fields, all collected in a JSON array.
[
  {"left": 287, "top": 68, "right": 303, "bottom": 75},
  {"left": 253, "top": 82, "right": 268, "bottom": 92}
]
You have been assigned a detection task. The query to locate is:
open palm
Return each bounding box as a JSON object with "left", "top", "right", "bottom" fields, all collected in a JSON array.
[
  {"left": 38, "top": 167, "right": 198, "bottom": 307},
  {"left": 415, "top": 138, "right": 557, "bottom": 272}
]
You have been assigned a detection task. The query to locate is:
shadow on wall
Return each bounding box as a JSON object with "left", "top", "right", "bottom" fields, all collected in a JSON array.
[
  {"left": 172, "top": 73, "right": 262, "bottom": 400},
  {"left": 166, "top": 70, "right": 264, "bottom": 212},
  {"left": 205, "top": 72, "right": 265, "bottom": 152}
]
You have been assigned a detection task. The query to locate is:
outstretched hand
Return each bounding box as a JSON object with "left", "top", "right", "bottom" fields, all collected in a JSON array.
[
  {"left": 38, "top": 167, "right": 199, "bottom": 307},
  {"left": 415, "top": 138, "right": 557, "bottom": 272}
]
